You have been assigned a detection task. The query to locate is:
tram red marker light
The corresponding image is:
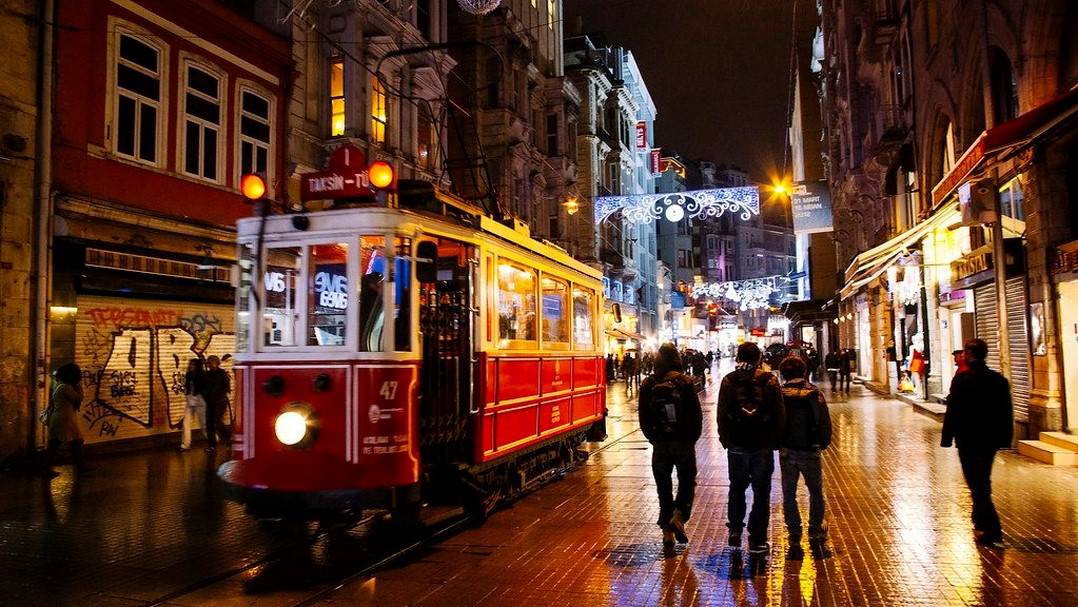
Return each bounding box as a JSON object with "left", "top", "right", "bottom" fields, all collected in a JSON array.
[
  {"left": 369, "top": 161, "right": 394, "bottom": 189},
  {"left": 313, "top": 373, "right": 331, "bottom": 392},
  {"left": 263, "top": 375, "right": 285, "bottom": 397},
  {"left": 241, "top": 173, "right": 267, "bottom": 201}
]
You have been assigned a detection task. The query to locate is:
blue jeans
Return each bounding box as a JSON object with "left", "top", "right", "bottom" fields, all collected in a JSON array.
[
  {"left": 727, "top": 447, "right": 775, "bottom": 544},
  {"left": 779, "top": 448, "right": 826, "bottom": 542}
]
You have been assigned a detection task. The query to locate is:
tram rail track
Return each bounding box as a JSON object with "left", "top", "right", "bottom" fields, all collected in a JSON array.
[{"left": 134, "top": 423, "right": 643, "bottom": 607}]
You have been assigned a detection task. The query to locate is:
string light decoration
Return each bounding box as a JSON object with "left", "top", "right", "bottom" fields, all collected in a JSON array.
[
  {"left": 457, "top": 0, "right": 502, "bottom": 14},
  {"left": 594, "top": 186, "right": 760, "bottom": 225},
  {"left": 692, "top": 275, "right": 788, "bottom": 311}
]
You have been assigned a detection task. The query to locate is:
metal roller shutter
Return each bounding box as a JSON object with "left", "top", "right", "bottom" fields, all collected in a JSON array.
[
  {"left": 973, "top": 280, "right": 1030, "bottom": 420},
  {"left": 1006, "top": 277, "right": 1030, "bottom": 420},
  {"left": 974, "top": 284, "right": 1000, "bottom": 370}
]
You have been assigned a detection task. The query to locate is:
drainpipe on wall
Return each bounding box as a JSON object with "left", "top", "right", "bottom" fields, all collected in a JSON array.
[{"left": 30, "top": 0, "right": 55, "bottom": 453}]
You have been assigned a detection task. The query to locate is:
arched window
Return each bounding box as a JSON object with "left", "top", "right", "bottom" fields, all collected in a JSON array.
[{"left": 989, "top": 47, "right": 1019, "bottom": 123}]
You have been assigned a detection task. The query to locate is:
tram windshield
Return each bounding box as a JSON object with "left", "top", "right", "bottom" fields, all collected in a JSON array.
[{"left": 251, "top": 235, "right": 411, "bottom": 352}]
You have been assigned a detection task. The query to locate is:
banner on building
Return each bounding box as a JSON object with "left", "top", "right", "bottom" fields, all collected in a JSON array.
[
  {"left": 650, "top": 148, "right": 662, "bottom": 175},
  {"left": 635, "top": 121, "right": 648, "bottom": 149},
  {"left": 791, "top": 181, "right": 833, "bottom": 234}
]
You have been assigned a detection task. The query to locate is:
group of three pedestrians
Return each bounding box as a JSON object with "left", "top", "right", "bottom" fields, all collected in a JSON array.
[{"left": 639, "top": 337, "right": 1013, "bottom": 558}]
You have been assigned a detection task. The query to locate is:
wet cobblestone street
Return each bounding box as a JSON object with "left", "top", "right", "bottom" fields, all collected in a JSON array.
[{"left": 2, "top": 364, "right": 1078, "bottom": 606}]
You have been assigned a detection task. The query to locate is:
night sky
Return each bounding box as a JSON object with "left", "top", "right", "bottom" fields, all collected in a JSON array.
[{"left": 563, "top": 0, "right": 794, "bottom": 183}]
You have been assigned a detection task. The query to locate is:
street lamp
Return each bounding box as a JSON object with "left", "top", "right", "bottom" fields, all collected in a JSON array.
[{"left": 563, "top": 195, "right": 579, "bottom": 216}]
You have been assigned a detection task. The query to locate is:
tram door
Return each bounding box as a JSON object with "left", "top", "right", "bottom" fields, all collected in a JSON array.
[{"left": 417, "top": 238, "right": 476, "bottom": 465}]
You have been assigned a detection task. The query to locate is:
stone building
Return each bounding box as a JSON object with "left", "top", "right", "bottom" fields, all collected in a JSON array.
[
  {"left": 0, "top": 0, "right": 43, "bottom": 461},
  {"left": 448, "top": 0, "right": 577, "bottom": 243},
  {"left": 823, "top": 0, "right": 1078, "bottom": 442}
]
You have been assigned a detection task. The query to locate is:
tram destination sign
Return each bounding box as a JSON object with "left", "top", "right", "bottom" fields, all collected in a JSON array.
[{"left": 300, "top": 144, "right": 375, "bottom": 202}]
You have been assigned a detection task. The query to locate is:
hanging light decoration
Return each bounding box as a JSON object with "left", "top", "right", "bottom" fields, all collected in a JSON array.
[
  {"left": 692, "top": 276, "right": 788, "bottom": 311},
  {"left": 457, "top": 0, "right": 502, "bottom": 15}
]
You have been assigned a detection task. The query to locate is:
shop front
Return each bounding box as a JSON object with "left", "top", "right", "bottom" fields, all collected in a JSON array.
[{"left": 50, "top": 197, "right": 238, "bottom": 447}]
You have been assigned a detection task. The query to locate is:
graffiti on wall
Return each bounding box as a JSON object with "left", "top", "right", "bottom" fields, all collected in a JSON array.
[{"left": 74, "top": 297, "right": 235, "bottom": 443}]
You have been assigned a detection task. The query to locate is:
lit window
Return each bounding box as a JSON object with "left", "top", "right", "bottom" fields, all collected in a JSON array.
[
  {"left": 541, "top": 276, "right": 569, "bottom": 345},
  {"left": 371, "top": 77, "right": 387, "bottom": 144},
  {"left": 330, "top": 59, "right": 345, "bottom": 136},
  {"left": 239, "top": 88, "right": 272, "bottom": 180},
  {"left": 114, "top": 33, "right": 163, "bottom": 165},
  {"left": 262, "top": 247, "right": 301, "bottom": 347},
  {"left": 547, "top": 0, "right": 555, "bottom": 29},
  {"left": 358, "top": 236, "right": 387, "bottom": 352},
  {"left": 182, "top": 63, "right": 222, "bottom": 181},
  {"left": 417, "top": 108, "right": 433, "bottom": 169},
  {"left": 572, "top": 287, "right": 595, "bottom": 349},
  {"left": 999, "top": 178, "right": 1025, "bottom": 221},
  {"left": 308, "top": 243, "right": 350, "bottom": 346},
  {"left": 497, "top": 261, "right": 537, "bottom": 346}
]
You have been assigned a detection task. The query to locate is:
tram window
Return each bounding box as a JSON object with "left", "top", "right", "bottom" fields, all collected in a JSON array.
[
  {"left": 358, "top": 236, "right": 386, "bottom": 352},
  {"left": 262, "top": 247, "right": 301, "bottom": 347},
  {"left": 307, "top": 242, "right": 349, "bottom": 346},
  {"left": 394, "top": 239, "right": 414, "bottom": 352},
  {"left": 496, "top": 261, "right": 537, "bottom": 346},
  {"left": 540, "top": 275, "right": 569, "bottom": 346},
  {"left": 236, "top": 243, "right": 253, "bottom": 352},
  {"left": 572, "top": 287, "right": 595, "bottom": 349}
]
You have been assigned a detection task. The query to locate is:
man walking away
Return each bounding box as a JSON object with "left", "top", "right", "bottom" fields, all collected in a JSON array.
[
  {"left": 202, "top": 355, "right": 231, "bottom": 453},
  {"left": 639, "top": 343, "right": 703, "bottom": 553},
  {"left": 824, "top": 349, "right": 840, "bottom": 391},
  {"left": 718, "top": 342, "right": 785, "bottom": 554},
  {"left": 942, "top": 339, "right": 1012, "bottom": 548},
  {"left": 777, "top": 356, "right": 833, "bottom": 560},
  {"left": 838, "top": 349, "right": 853, "bottom": 393}
]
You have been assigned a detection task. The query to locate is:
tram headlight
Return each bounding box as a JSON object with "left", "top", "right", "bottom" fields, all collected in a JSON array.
[{"left": 274, "top": 405, "right": 314, "bottom": 446}]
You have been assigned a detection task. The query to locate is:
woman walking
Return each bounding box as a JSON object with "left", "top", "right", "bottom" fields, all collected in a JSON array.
[
  {"left": 179, "top": 358, "right": 207, "bottom": 451},
  {"left": 45, "top": 363, "right": 86, "bottom": 476}
]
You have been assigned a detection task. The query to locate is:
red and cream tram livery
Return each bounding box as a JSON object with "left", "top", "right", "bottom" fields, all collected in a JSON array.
[{"left": 218, "top": 190, "right": 606, "bottom": 518}]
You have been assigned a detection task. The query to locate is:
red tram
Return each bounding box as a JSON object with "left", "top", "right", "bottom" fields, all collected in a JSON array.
[{"left": 218, "top": 189, "right": 607, "bottom": 520}]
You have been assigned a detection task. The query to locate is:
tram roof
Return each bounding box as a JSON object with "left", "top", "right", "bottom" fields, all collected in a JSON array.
[{"left": 237, "top": 196, "right": 601, "bottom": 281}]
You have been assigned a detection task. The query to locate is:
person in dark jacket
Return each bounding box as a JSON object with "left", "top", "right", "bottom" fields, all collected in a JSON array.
[
  {"left": 606, "top": 353, "right": 616, "bottom": 384},
  {"left": 717, "top": 342, "right": 785, "bottom": 554},
  {"left": 942, "top": 339, "right": 1013, "bottom": 547},
  {"left": 838, "top": 349, "right": 853, "bottom": 392},
  {"left": 202, "top": 355, "right": 231, "bottom": 452},
  {"left": 639, "top": 343, "right": 703, "bottom": 551},
  {"left": 777, "top": 356, "right": 833, "bottom": 560},
  {"left": 824, "top": 350, "right": 841, "bottom": 391}
]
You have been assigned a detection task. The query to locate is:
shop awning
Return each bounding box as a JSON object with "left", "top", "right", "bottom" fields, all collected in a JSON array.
[
  {"left": 782, "top": 298, "right": 837, "bottom": 324},
  {"left": 605, "top": 328, "right": 646, "bottom": 342},
  {"left": 932, "top": 84, "right": 1078, "bottom": 206},
  {"left": 840, "top": 201, "right": 960, "bottom": 298}
]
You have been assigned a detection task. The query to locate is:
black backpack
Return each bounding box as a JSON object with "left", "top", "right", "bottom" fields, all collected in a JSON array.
[
  {"left": 647, "top": 372, "right": 686, "bottom": 437},
  {"left": 729, "top": 372, "right": 771, "bottom": 431}
]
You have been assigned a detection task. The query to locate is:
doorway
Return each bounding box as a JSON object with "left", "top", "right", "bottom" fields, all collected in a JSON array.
[{"left": 1057, "top": 281, "right": 1078, "bottom": 431}]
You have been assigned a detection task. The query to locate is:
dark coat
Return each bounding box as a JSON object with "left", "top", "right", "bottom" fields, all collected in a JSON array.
[
  {"left": 202, "top": 368, "right": 231, "bottom": 408},
  {"left": 717, "top": 366, "right": 785, "bottom": 449},
  {"left": 780, "top": 379, "right": 832, "bottom": 450},
  {"left": 942, "top": 361, "right": 1013, "bottom": 451},
  {"left": 639, "top": 371, "right": 703, "bottom": 443}
]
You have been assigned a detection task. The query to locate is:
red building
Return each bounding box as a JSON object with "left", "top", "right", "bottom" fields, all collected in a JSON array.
[{"left": 47, "top": 0, "right": 291, "bottom": 447}]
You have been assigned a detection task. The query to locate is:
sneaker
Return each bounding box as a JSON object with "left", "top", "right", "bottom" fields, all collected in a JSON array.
[
  {"left": 669, "top": 510, "right": 689, "bottom": 544},
  {"left": 975, "top": 534, "right": 1004, "bottom": 549},
  {"left": 728, "top": 530, "right": 742, "bottom": 548},
  {"left": 748, "top": 541, "right": 769, "bottom": 554},
  {"left": 786, "top": 545, "right": 805, "bottom": 561}
]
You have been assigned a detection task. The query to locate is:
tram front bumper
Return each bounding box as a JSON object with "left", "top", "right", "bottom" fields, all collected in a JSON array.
[{"left": 217, "top": 455, "right": 395, "bottom": 518}]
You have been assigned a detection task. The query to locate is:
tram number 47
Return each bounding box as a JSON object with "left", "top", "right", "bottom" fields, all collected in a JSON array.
[{"left": 379, "top": 381, "right": 399, "bottom": 401}]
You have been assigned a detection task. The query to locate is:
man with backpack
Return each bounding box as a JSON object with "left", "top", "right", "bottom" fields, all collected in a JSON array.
[
  {"left": 717, "top": 342, "right": 785, "bottom": 554},
  {"left": 777, "top": 356, "right": 832, "bottom": 560},
  {"left": 639, "top": 343, "right": 703, "bottom": 552}
]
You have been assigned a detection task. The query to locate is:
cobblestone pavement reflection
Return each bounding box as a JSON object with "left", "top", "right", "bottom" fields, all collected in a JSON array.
[
  {"left": 315, "top": 363, "right": 1078, "bottom": 607},
  {"left": 2, "top": 361, "right": 1078, "bottom": 606}
]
